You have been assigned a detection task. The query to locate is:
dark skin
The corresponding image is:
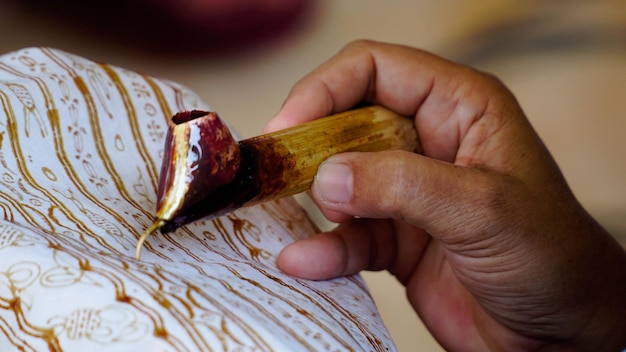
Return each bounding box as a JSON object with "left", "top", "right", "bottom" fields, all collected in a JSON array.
[{"left": 264, "top": 40, "right": 626, "bottom": 351}]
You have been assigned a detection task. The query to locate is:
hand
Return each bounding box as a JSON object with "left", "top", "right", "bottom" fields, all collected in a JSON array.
[{"left": 265, "top": 40, "right": 626, "bottom": 351}]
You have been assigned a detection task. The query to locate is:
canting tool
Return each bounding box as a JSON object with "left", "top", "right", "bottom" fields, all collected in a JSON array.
[{"left": 135, "top": 105, "right": 420, "bottom": 259}]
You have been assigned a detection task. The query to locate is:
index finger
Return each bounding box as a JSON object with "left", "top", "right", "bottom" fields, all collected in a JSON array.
[
  {"left": 263, "top": 40, "right": 503, "bottom": 163},
  {"left": 265, "top": 40, "right": 437, "bottom": 132}
]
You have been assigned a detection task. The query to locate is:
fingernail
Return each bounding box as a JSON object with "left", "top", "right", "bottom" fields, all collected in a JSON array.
[{"left": 315, "top": 160, "right": 353, "bottom": 204}]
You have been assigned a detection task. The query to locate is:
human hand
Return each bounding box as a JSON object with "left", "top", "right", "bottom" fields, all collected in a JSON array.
[{"left": 265, "top": 40, "right": 626, "bottom": 351}]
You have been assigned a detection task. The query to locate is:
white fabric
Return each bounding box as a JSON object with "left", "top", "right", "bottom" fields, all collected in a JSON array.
[{"left": 0, "top": 47, "right": 395, "bottom": 351}]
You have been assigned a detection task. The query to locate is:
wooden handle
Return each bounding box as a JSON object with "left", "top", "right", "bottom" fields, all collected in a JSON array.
[{"left": 239, "top": 105, "right": 420, "bottom": 206}]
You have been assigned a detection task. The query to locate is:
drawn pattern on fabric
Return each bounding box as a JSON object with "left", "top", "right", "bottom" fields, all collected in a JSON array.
[{"left": 0, "top": 48, "right": 395, "bottom": 352}]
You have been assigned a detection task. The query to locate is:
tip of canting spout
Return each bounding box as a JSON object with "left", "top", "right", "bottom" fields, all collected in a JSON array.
[{"left": 135, "top": 219, "right": 167, "bottom": 260}]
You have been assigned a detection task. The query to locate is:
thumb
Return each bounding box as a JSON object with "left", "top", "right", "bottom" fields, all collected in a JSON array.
[{"left": 311, "top": 150, "right": 502, "bottom": 242}]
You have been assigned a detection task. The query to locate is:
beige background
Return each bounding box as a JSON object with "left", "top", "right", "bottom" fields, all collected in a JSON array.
[{"left": 2, "top": 1, "right": 625, "bottom": 350}]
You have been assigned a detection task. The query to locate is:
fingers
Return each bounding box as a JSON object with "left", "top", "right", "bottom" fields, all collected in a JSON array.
[
  {"left": 276, "top": 220, "right": 394, "bottom": 280},
  {"left": 276, "top": 217, "right": 431, "bottom": 281},
  {"left": 295, "top": 149, "right": 541, "bottom": 283},
  {"left": 264, "top": 40, "right": 520, "bottom": 164},
  {"left": 264, "top": 40, "right": 378, "bottom": 133},
  {"left": 265, "top": 40, "right": 442, "bottom": 133},
  {"left": 277, "top": 148, "right": 485, "bottom": 282},
  {"left": 311, "top": 150, "right": 487, "bottom": 237},
  {"left": 269, "top": 40, "right": 559, "bottom": 278}
]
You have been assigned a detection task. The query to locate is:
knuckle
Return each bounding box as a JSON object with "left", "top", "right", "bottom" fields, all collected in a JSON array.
[
  {"left": 470, "top": 171, "right": 527, "bottom": 234},
  {"left": 344, "top": 39, "right": 378, "bottom": 50},
  {"left": 357, "top": 151, "right": 417, "bottom": 218},
  {"left": 474, "top": 69, "right": 517, "bottom": 101}
]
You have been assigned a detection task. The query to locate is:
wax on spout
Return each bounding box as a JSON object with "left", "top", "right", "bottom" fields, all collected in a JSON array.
[{"left": 136, "top": 110, "right": 241, "bottom": 259}]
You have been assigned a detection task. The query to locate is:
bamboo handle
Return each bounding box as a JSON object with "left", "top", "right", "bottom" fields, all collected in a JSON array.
[{"left": 240, "top": 105, "right": 420, "bottom": 206}]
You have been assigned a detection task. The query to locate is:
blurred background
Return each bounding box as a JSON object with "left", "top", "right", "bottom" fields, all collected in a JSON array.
[{"left": 1, "top": 0, "right": 625, "bottom": 350}]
